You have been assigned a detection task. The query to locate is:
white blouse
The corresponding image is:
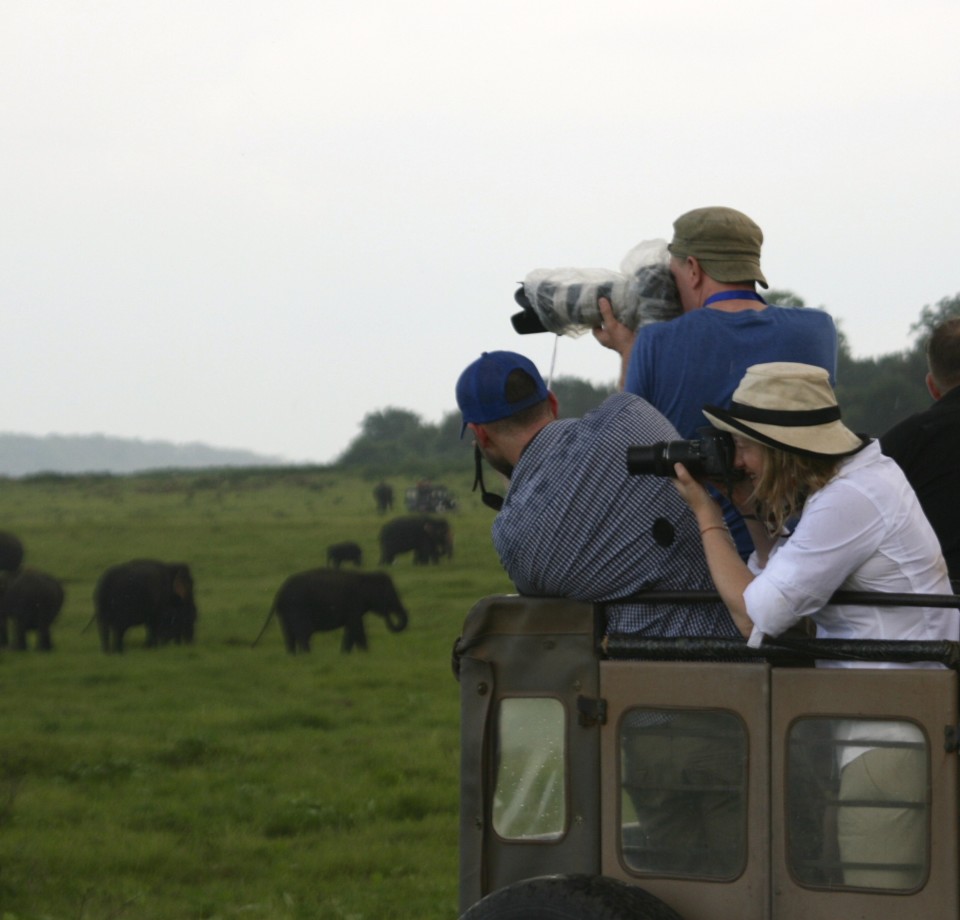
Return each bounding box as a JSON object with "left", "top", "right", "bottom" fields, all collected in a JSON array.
[{"left": 743, "top": 441, "right": 958, "bottom": 660}]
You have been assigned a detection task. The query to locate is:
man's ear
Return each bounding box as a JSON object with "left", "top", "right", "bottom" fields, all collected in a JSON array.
[
  {"left": 686, "top": 256, "right": 704, "bottom": 289},
  {"left": 926, "top": 371, "right": 943, "bottom": 401},
  {"left": 470, "top": 422, "right": 491, "bottom": 447},
  {"left": 547, "top": 391, "right": 560, "bottom": 418}
]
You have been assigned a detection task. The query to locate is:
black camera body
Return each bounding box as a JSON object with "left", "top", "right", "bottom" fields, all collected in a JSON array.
[{"left": 627, "top": 427, "right": 739, "bottom": 480}]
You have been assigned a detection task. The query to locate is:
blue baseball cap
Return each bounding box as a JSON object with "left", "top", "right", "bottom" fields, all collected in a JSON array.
[{"left": 456, "top": 351, "right": 549, "bottom": 437}]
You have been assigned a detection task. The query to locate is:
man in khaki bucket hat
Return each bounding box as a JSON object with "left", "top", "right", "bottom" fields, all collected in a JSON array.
[
  {"left": 667, "top": 206, "right": 768, "bottom": 290},
  {"left": 593, "top": 205, "right": 839, "bottom": 557}
]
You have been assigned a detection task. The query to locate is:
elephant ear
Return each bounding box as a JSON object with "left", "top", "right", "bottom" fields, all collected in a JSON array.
[{"left": 171, "top": 565, "right": 193, "bottom": 600}]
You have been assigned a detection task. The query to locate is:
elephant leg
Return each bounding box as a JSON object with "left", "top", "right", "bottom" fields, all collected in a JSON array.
[
  {"left": 38, "top": 626, "right": 53, "bottom": 651},
  {"left": 14, "top": 621, "right": 28, "bottom": 651},
  {"left": 288, "top": 616, "right": 311, "bottom": 653},
  {"left": 279, "top": 619, "right": 296, "bottom": 654},
  {"left": 343, "top": 616, "right": 368, "bottom": 652}
]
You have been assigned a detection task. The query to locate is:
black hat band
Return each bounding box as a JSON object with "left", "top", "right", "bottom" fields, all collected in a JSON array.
[{"left": 728, "top": 402, "right": 842, "bottom": 427}]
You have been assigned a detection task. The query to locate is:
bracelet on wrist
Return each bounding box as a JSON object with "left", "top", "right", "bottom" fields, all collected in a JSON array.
[{"left": 699, "top": 524, "right": 728, "bottom": 537}]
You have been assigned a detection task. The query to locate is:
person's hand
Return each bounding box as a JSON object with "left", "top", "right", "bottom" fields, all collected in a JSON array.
[
  {"left": 672, "top": 463, "right": 721, "bottom": 519},
  {"left": 591, "top": 297, "right": 636, "bottom": 357}
]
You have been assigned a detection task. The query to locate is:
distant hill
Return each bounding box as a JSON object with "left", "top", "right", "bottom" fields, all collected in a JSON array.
[{"left": 0, "top": 433, "right": 287, "bottom": 477}]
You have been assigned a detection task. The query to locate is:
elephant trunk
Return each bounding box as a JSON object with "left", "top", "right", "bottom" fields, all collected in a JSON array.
[{"left": 385, "top": 607, "right": 409, "bottom": 633}]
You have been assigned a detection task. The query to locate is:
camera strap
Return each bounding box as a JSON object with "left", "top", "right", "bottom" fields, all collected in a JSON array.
[{"left": 472, "top": 444, "right": 504, "bottom": 511}]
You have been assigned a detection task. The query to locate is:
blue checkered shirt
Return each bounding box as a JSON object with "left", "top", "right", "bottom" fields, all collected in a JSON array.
[{"left": 492, "top": 393, "right": 739, "bottom": 636}]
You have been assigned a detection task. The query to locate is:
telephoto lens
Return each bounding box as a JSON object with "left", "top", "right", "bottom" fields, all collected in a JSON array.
[
  {"left": 626, "top": 429, "right": 741, "bottom": 480},
  {"left": 510, "top": 239, "right": 682, "bottom": 336},
  {"left": 626, "top": 441, "right": 707, "bottom": 478}
]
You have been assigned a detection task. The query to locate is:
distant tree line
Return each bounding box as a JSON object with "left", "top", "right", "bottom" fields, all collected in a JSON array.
[
  {"left": 336, "top": 292, "right": 960, "bottom": 476},
  {"left": 335, "top": 376, "right": 616, "bottom": 478}
]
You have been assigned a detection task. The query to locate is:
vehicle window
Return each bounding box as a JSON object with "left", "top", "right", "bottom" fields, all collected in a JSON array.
[
  {"left": 492, "top": 697, "right": 566, "bottom": 840},
  {"left": 619, "top": 709, "right": 747, "bottom": 879},
  {"left": 787, "top": 717, "right": 928, "bottom": 891}
]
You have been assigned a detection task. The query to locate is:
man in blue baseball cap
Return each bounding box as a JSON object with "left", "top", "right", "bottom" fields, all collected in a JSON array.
[
  {"left": 457, "top": 350, "right": 747, "bottom": 865},
  {"left": 455, "top": 350, "right": 738, "bottom": 637}
]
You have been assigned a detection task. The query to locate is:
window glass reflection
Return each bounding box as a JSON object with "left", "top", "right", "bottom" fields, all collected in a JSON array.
[
  {"left": 493, "top": 697, "right": 565, "bottom": 840},
  {"left": 620, "top": 709, "right": 747, "bottom": 878},
  {"left": 787, "top": 718, "right": 928, "bottom": 890}
]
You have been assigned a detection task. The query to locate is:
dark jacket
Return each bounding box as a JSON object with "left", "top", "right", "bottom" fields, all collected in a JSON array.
[{"left": 881, "top": 386, "right": 960, "bottom": 582}]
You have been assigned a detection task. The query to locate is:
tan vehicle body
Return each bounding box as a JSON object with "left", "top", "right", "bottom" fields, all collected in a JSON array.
[{"left": 456, "top": 595, "right": 960, "bottom": 920}]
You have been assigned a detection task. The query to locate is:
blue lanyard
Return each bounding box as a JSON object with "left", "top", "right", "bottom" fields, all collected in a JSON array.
[{"left": 703, "top": 290, "right": 767, "bottom": 308}]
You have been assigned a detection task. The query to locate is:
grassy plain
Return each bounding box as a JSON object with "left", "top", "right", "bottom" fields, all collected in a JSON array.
[{"left": 0, "top": 467, "right": 513, "bottom": 920}]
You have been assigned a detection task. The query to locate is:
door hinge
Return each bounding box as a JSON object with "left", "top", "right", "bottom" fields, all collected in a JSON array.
[
  {"left": 945, "top": 724, "right": 959, "bottom": 753},
  {"left": 577, "top": 695, "right": 607, "bottom": 727}
]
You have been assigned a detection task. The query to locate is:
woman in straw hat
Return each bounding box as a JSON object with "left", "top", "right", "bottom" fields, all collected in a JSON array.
[{"left": 673, "top": 361, "right": 958, "bottom": 888}]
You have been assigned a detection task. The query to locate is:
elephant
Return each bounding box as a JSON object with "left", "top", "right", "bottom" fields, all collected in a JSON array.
[
  {"left": 0, "top": 530, "right": 24, "bottom": 573},
  {"left": 327, "top": 541, "right": 363, "bottom": 569},
  {"left": 379, "top": 514, "right": 453, "bottom": 565},
  {"left": 94, "top": 559, "right": 197, "bottom": 653},
  {"left": 254, "top": 568, "right": 408, "bottom": 653},
  {"left": 373, "top": 482, "right": 394, "bottom": 514},
  {"left": 0, "top": 568, "right": 64, "bottom": 651}
]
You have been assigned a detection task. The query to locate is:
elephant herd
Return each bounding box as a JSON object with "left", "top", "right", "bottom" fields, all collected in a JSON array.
[
  {"left": 0, "top": 533, "right": 197, "bottom": 655},
  {"left": 327, "top": 514, "right": 454, "bottom": 568},
  {"left": 291, "top": 513, "right": 453, "bottom": 654},
  {"left": 0, "top": 511, "right": 452, "bottom": 656}
]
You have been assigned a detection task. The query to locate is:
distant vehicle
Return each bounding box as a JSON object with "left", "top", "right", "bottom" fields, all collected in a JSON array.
[
  {"left": 404, "top": 481, "right": 456, "bottom": 514},
  {"left": 453, "top": 591, "right": 960, "bottom": 920}
]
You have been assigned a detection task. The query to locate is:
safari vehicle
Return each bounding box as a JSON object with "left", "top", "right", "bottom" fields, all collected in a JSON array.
[
  {"left": 405, "top": 482, "right": 457, "bottom": 514},
  {"left": 453, "top": 592, "right": 960, "bottom": 920}
]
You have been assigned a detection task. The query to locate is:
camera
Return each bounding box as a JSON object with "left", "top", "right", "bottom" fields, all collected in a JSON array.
[
  {"left": 511, "top": 239, "right": 682, "bottom": 336},
  {"left": 627, "top": 427, "right": 740, "bottom": 480}
]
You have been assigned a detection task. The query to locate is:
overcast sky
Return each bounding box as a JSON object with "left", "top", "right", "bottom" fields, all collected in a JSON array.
[{"left": 3, "top": 1, "right": 958, "bottom": 464}]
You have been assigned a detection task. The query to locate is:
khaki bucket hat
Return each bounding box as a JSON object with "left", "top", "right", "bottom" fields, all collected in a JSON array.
[
  {"left": 703, "top": 362, "right": 867, "bottom": 457},
  {"left": 668, "top": 206, "right": 769, "bottom": 288}
]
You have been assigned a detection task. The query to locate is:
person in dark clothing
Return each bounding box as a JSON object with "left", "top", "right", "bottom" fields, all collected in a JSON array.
[{"left": 881, "top": 317, "right": 960, "bottom": 582}]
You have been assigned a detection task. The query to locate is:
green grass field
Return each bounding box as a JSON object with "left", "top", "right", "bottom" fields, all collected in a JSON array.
[{"left": 0, "top": 468, "right": 513, "bottom": 920}]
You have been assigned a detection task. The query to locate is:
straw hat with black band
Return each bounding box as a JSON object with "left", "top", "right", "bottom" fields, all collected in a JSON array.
[{"left": 702, "top": 362, "right": 868, "bottom": 459}]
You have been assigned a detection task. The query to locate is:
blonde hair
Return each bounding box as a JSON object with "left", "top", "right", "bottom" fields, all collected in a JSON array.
[{"left": 750, "top": 442, "right": 841, "bottom": 535}]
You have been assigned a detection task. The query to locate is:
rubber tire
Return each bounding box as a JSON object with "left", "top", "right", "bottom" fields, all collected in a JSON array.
[{"left": 459, "top": 874, "right": 684, "bottom": 920}]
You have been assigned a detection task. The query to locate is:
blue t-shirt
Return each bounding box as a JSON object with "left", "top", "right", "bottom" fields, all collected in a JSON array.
[
  {"left": 624, "top": 305, "right": 838, "bottom": 557},
  {"left": 625, "top": 305, "right": 838, "bottom": 438}
]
